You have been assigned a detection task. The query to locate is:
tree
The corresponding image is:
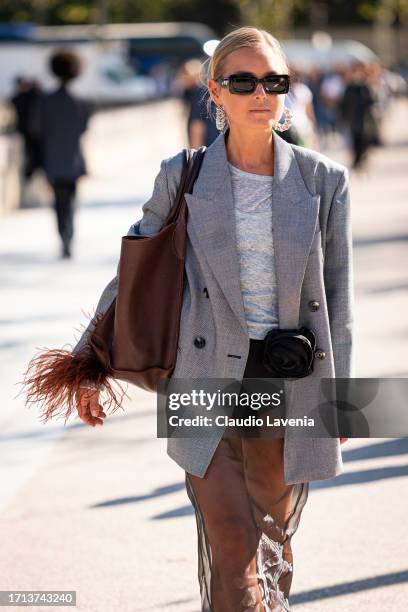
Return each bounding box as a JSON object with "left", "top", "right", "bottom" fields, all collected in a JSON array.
[
  {"left": 1, "top": 0, "right": 406, "bottom": 30},
  {"left": 234, "top": 0, "right": 299, "bottom": 32}
]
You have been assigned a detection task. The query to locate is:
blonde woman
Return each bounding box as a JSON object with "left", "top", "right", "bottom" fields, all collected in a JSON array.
[{"left": 26, "top": 26, "right": 353, "bottom": 612}]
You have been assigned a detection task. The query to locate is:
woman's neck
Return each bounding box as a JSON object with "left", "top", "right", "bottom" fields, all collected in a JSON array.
[{"left": 225, "top": 127, "right": 275, "bottom": 176}]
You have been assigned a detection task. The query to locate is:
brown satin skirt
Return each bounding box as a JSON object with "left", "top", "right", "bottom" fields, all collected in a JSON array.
[{"left": 185, "top": 339, "right": 310, "bottom": 612}]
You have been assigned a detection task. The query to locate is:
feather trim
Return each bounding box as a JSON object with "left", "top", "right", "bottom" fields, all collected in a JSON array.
[{"left": 19, "top": 344, "right": 127, "bottom": 425}]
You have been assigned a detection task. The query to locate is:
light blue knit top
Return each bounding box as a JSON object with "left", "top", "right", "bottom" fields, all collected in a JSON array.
[{"left": 228, "top": 162, "right": 279, "bottom": 340}]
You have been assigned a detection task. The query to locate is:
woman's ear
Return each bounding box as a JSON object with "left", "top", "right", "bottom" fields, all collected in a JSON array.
[{"left": 207, "top": 79, "right": 222, "bottom": 106}]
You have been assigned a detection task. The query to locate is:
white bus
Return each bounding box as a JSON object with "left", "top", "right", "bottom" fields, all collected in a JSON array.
[{"left": 0, "top": 22, "right": 215, "bottom": 104}]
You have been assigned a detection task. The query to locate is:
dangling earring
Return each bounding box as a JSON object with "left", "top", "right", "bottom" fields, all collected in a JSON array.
[
  {"left": 273, "top": 106, "right": 292, "bottom": 132},
  {"left": 215, "top": 105, "right": 228, "bottom": 132}
]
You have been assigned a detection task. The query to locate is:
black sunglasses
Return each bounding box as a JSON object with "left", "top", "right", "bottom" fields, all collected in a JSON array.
[{"left": 217, "top": 73, "right": 290, "bottom": 95}]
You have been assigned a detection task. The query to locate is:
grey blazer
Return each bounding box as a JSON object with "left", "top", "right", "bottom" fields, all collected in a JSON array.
[{"left": 73, "top": 131, "right": 354, "bottom": 485}]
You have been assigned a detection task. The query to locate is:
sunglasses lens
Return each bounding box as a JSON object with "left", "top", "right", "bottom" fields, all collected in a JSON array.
[
  {"left": 230, "top": 76, "right": 256, "bottom": 93},
  {"left": 264, "top": 76, "right": 289, "bottom": 93}
]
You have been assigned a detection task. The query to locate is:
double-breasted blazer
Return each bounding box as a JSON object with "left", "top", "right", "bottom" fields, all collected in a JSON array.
[{"left": 73, "top": 130, "right": 355, "bottom": 485}]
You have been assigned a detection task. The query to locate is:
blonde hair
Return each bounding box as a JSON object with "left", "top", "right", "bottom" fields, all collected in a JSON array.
[{"left": 203, "top": 26, "right": 290, "bottom": 117}]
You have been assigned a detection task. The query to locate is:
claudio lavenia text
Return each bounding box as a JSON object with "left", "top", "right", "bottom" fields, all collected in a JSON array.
[{"left": 168, "top": 415, "right": 315, "bottom": 428}]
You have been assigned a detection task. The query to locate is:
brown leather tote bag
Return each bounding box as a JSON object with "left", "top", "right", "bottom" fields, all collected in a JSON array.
[
  {"left": 90, "top": 146, "right": 206, "bottom": 389},
  {"left": 21, "top": 147, "right": 206, "bottom": 423}
]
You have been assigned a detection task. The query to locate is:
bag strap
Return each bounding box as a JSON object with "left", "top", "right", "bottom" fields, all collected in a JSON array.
[{"left": 165, "top": 146, "right": 206, "bottom": 226}]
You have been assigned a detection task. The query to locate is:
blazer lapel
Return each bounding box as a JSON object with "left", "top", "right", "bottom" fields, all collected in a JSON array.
[
  {"left": 185, "top": 131, "right": 320, "bottom": 333},
  {"left": 271, "top": 134, "right": 321, "bottom": 328}
]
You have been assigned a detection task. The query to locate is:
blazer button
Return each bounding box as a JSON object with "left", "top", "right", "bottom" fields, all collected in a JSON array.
[
  {"left": 315, "top": 349, "right": 326, "bottom": 360},
  {"left": 308, "top": 300, "right": 320, "bottom": 311},
  {"left": 194, "top": 336, "right": 206, "bottom": 349}
]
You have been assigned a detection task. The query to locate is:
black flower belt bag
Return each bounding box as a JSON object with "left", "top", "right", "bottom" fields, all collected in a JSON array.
[
  {"left": 231, "top": 326, "right": 317, "bottom": 424},
  {"left": 262, "top": 326, "right": 317, "bottom": 379}
]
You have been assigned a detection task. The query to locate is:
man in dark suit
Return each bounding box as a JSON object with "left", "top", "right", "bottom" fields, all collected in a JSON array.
[{"left": 30, "top": 49, "right": 93, "bottom": 258}]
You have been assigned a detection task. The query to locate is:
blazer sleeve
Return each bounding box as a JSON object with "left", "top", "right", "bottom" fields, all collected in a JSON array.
[
  {"left": 323, "top": 168, "right": 355, "bottom": 378},
  {"left": 71, "top": 155, "right": 182, "bottom": 355}
]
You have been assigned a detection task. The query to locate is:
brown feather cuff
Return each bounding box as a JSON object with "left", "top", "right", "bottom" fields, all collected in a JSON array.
[{"left": 20, "top": 345, "right": 127, "bottom": 425}]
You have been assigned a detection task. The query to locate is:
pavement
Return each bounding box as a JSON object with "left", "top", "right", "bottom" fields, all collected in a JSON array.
[{"left": 0, "top": 98, "right": 407, "bottom": 612}]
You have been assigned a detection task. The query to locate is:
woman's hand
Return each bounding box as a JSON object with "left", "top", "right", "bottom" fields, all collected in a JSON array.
[
  {"left": 76, "top": 387, "right": 106, "bottom": 427},
  {"left": 339, "top": 438, "right": 348, "bottom": 444}
]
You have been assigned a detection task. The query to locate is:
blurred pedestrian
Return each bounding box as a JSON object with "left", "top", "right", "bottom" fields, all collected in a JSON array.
[
  {"left": 187, "top": 84, "right": 219, "bottom": 147},
  {"left": 340, "top": 62, "right": 377, "bottom": 170},
  {"left": 319, "top": 65, "right": 346, "bottom": 144},
  {"left": 10, "top": 76, "right": 43, "bottom": 179},
  {"left": 282, "top": 67, "right": 318, "bottom": 148},
  {"left": 174, "top": 59, "right": 218, "bottom": 148},
  {"left": 29, "top": 49, "right": 92, "bottom": 258},
  {"left": 307, "top": 67, "right": 328, "bottom": 136},
  {"left": 365, "top": 61, "right": 387, "bottom": 146}
]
